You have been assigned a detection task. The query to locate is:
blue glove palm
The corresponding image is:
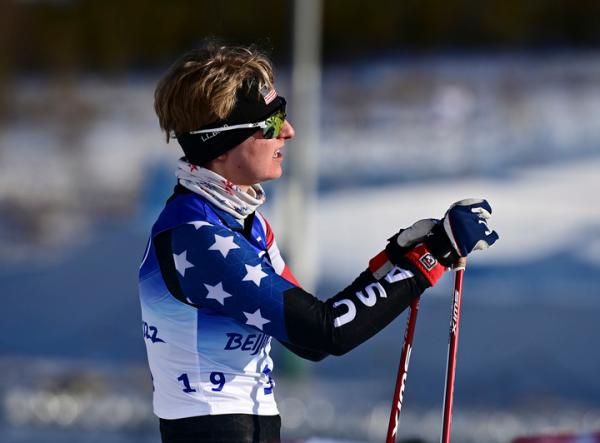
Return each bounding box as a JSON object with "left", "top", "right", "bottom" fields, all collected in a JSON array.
[{"left": 443, "top": 199, "right": 499, "bottom": 257}]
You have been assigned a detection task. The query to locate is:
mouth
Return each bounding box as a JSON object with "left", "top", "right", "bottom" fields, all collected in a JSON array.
[{"left": 273, "top": 149, "right": 283, "bottom": 159}]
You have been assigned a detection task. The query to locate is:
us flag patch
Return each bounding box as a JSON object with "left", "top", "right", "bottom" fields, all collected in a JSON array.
[{"left": 260, "top": 86, "right": 277, "bottom": 104}]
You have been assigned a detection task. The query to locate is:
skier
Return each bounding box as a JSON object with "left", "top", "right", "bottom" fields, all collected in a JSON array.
[{"left": 138, "top": 41, "right": 499, "bottom": 443}]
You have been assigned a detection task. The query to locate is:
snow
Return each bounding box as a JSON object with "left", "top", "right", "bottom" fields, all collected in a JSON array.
[{"left": 306, "top": 158, "right": 600, "bottom": 282}]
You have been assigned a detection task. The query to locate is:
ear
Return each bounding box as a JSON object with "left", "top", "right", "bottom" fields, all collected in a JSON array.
[{"left": 209, "top": 152, "right": 229, "bottom": 165}]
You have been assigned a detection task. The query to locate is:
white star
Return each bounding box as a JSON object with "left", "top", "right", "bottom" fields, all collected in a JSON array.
[
  {"left": 173, "top": 250, "right": 194, "bottom": 277},
  {"left": 243, "top": 309, "right": 270, "bottom": 331},
  {"left": 189, "top": 221, "right": 212, "bottom": 230},
  {"left": 243, "top": 263, "right": 267, "bottom": 286},
  {"left": 204, "top": 282, "right": 232, "bottom": 305},
  {"left": 208, "top": 234, "right": 239, "bottom": 258}
]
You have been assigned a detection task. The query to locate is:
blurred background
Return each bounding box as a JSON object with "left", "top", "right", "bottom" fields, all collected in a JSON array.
[{"left": 1, "top": 1, "right": 600, "bottom": 442}]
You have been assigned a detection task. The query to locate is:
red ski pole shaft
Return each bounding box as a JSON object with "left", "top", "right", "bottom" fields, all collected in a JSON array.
[
  {"left": 386, "top": 297, "right": 421, "bottom": 443},
  {"left": 440, "top": 259, "right": 467, "bottom": 443}
]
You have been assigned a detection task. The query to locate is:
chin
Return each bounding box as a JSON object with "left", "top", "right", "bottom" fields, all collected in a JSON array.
[{"left": 262, "top": 168, "right": 283, "bottom": 183}]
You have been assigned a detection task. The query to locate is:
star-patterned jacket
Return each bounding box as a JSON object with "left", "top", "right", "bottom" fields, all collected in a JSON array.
[{"left": 138, "top": 185, "right": 446, "bottom": 419}]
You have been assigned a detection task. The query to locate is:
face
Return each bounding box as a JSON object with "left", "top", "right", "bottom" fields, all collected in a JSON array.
[{"left": 209, "top": 120, "right": 295, "bottom": 189}]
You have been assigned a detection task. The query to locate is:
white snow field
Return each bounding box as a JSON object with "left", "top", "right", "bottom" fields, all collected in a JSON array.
[{"left": 268, "top": 157, "right": 600, "bottom": 288}]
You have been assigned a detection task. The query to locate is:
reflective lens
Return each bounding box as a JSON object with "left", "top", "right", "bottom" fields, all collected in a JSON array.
[{"left": 262, "top": 108, "right": 286, "bottom": 139}]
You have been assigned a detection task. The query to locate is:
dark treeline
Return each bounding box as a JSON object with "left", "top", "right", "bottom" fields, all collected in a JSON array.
[{"left": 2, "top": 0, "right": 600, "bottom": 74}]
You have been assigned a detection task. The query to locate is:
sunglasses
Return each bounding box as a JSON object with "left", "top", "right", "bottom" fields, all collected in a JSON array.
[{"left": 187, "top": 107, "right": 287, "bottom": 140}]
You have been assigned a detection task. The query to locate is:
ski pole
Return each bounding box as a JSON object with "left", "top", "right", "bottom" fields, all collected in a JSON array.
[
  {"left": 386, "top": 297, "right": 421, "bottom": 443},
  {"left": 440, "top": 259, "right": 467, "bottom": 443}
]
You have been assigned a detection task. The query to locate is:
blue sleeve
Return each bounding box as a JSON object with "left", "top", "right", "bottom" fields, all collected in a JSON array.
[
  {"left": 165, "top": 220, "right": 431, "bottom": 357},
  {"left": 170, "top": 222, "right": 295, "bottom": 342}
]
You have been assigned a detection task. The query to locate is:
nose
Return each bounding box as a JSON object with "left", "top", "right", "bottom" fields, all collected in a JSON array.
[{"left": 279, "top": 120, "right": 295, "bottom": 140}]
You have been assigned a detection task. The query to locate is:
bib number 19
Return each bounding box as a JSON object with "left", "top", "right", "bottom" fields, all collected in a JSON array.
[{"left": 177, "top": 372, "right": 226, "bottom": 393}]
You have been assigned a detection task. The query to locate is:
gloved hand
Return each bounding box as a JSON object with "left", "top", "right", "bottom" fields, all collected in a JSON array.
[
  {"left": 425, "top": 198, "right": 499, "bottom": 266},
  {"left": 443, "top": 198, "right": 499, "bottom": 256}
]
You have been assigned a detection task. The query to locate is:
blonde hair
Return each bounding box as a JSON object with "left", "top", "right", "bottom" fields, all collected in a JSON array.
[{"left": 154, "top": 42, "right": 275, "bottom": 142}]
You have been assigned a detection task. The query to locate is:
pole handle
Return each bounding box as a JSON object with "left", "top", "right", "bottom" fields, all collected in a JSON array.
[{"left": 454, "top": 256, "right": 467, "bottom": 271}]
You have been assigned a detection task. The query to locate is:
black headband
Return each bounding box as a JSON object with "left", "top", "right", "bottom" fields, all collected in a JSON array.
[{"left": 176, "top": 86, "right": 286, "bottom": 166}]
